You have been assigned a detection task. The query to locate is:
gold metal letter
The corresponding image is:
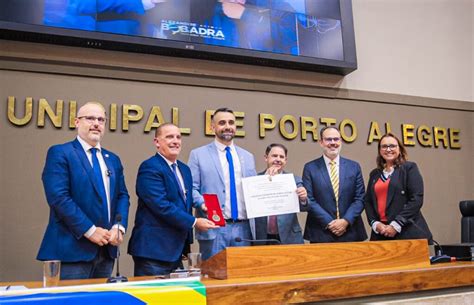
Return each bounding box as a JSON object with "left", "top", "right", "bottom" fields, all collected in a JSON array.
[
  {"left": 320, "top": 117, "right": 337, "bottom": 127},
  {"left": 259, "top": 113, "right": 276, "bottom": 138},
  {"left": 367, "top": 121, "right": 382, "bottom": 144},
  {"left": 279, "top": 115, "right": 298, "bottom": 140},
  {"left": 205, "top": 110, "right": 214, "bottom": 136},
  {"left": 109, "top": 103, "right": 117, "bottom": 131},
  {"left": 340, "top": 119, "right": 357, "bottom": 143},
  {"left": 7, "top": 96, "right": 33, "bottom": 126},
  {"left": 144, "top": 106, "right": 165, "bottom": 133},
  {"left": 172, "top": 107, "right": 191, "bottom": 135},
  {"left": 417, "top": 125, "right": 433, "bottom": 147},
  {"left": 301, "top": 116, "right": 318, "bottom": 141},
  {"left": 38, "top": 98, "right": 63, "bottom": 128},
  {"left": 433, "top": 126, "right": 448, "bottom": 148},
  {"left": 234, "top": 111, "right": 245, "bottom": 137},
  {"left": 122, "top": 104, "right": 144, "bottom": 131},
  {"left": 449, "top": 128, "right": 461, "bottom": 149},
  {"left": 402, "top": 124, "right": 416, "bottom": 146},
  {"left": 68, "top": 100, "right": 77, "bottom": 129}
]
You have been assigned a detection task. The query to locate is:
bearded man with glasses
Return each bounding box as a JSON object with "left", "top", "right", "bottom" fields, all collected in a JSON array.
[
  {"left": 302, "top": 126, "right": 367, "bottom": 243},
  {"left": 37, "top": 102, "right": 130, "bottom": 280}
]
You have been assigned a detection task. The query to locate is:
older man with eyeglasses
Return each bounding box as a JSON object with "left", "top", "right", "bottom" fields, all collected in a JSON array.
[
  {"left": 37, "top": 102, "right": 130, "bottom": 280},
  {"left": 302, "top": 126, "right": 367, "bottom": 243}
]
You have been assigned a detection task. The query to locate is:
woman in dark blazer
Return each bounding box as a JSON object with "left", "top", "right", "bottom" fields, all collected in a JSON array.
[{"left": 365, "top": 133, "right": 432, "bottom": 243}]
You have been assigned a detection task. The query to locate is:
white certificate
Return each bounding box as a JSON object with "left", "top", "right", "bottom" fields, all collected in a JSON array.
[{"left": 242, "top": 173, "right": 300, "bottom": 219}]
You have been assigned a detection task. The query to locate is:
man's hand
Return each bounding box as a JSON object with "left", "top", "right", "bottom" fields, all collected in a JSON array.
[
  {"left": 195, "top": 218, "right": 219, "bottom": 232},
  {"left": 296, "top": 186, "right": 307, "bottom": 203},
  {"left": 108, "top": 228, "right": 124, "bottom": 246},
  {"left": 265, "top": 165, "right": 281, "bottom": 177},
  {"left": 200, "top": 203, "right": 208, "bottom": 212},
  {"left": 328, "top": 219, "right": 349, "bottom": 237},
  {"left": 87, "top": 227, "right": 111, "bottom": 246}
]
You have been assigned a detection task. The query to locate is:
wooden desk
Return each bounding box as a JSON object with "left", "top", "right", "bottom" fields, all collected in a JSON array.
[
  {"left": 203, "top": 262, "right": 474, "bottom": 304},
  {"left": 2, "top": 263, "right": 474, "bottom": 304}
]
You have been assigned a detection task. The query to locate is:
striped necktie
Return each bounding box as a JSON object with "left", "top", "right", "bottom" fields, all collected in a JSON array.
[{"left": 329, "top": 160, "right": 340, "bottom": 219}]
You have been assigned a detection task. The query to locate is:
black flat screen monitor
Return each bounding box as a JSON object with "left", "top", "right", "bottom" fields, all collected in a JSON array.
[{"left": 0, "top": 0, "right": 357, "bottom": 75}]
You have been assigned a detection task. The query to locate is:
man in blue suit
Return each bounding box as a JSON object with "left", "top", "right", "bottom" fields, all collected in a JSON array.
[
  {"left": 255, "top": 143, "right": 309, "bottom": 245},
  {"left": 37, "top": 102, "right": 130, "bottom": 279},
  {"left": 188, "top": 108, "right": 257, "bottom": 260},
  {"left": 303, "top": 126, "right": 367, "bottom": 243},
  {"left": 128, "top": 123, "right": 217, "bottom": 275}
]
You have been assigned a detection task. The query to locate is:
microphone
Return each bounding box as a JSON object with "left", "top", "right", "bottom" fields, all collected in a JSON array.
[
  {"left": 234, "top": 237, "right": 281, "bottom": 245},
  {"left": 106, "top": 170, "right": 112, "bottom": 177},
  {"left": 107, "top": 214, "right": 128, "bottom": 283},
  {"left": 407, "top": 219, "right": 469, "bottom": 264}
]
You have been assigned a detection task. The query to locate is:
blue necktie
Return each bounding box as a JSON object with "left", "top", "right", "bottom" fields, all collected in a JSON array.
[
  {"left": 90, "top": 148, "right": 109, "bottom": 223},
  {"left": 225, "top": 146, "right": 238, "bottom": 220},
  {"left": 171, "top": 163, "right": 185, "bottom": 200}
]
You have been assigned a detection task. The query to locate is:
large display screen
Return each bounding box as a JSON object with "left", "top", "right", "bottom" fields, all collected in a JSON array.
[{"left": 0, "top": 0, "right": 357, "bottom": 74}]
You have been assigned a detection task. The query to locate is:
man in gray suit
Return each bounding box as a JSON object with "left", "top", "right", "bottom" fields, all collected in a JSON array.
[
  {"left": 188, "top": 107, "right": 257, "bottom": 260},
  {"left": 255, "top": 143, "right": 308, "bottom": 245}
]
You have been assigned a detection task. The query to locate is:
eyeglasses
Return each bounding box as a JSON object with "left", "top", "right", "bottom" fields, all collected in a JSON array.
[
  {"left": 323, "top": 137, "right": 341, "bottom": 143},
  {"left": 78, "top": 116, "right": 106, "bottom": 125},
  {"left": 380, "top": 144, "right": 398, "bottom": 151}
]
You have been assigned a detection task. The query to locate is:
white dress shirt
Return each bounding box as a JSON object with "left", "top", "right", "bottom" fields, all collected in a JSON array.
[
  {"left": 77, "top": 136, "right": 113, "bottom": 237},
  {"left": 323, "top": 154, "right": 340, "bottom": 179},
  {"left": 214, "top": 140, "right": 246, "bottom": 220}
]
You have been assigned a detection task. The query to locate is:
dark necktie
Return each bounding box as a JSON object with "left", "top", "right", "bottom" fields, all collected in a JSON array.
[
  {"left": 268, "top": 215, "right": 278, "bottom": 234},
  {"left": 90, "top": 148, "right": 109, "bottom": 223},
  {"left": 225, "top": 146, "right": 238, "bottom": 221},
  {"left": 171, "top": 163, "right": 185, "bottom": 200}
]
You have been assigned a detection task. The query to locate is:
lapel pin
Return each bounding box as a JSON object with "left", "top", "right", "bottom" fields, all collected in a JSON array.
[
  {"left": 401, "top": 190, "right": 405, "bottom": 194},
  {"left": 105, "top": 154, "right": 109, "bottom": 158}
]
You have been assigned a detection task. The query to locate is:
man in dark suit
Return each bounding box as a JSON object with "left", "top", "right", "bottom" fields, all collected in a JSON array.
[
  {"left": 255, "top": 143, "right": 308, "bottom": 245},
  {"left": 303, "top": 126, "right": 367, "bottom": 243},
  {"left": 128, "top": 123, "right": 217, "bottom": 276},
  {"left": 37, "top": 102, "right": 130, "bottom": 279}
]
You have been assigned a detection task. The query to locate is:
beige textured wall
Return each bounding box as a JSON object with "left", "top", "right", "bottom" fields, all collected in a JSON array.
[
  {"left": 0, "top": 0, "right": 473, "bottom": 282},
  {"left": 344, "top": 0, "right": 473, "bottom": 102},
  {"left": 1, "top": 67, "right": 472, "bottom": 281}
]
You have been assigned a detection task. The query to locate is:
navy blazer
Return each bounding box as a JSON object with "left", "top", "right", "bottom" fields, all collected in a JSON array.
[
  {"left": 254, "top": 172, "right": 307, "bottom": 245},
  {"left": 302, "top": 156, "right": 367, "bottom": 242},
  {"left": 128, "top": 154, "right": 195, "bottom": 262},
  {"left": 365, "top": 161, "right": 432, "bottom": 242},
  {"left": 37, "top": 139, "right": 130, "bottom": 262}
]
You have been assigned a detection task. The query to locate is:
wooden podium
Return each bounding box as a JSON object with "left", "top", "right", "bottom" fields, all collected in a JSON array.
[{"left": 201, "top": 239, "right": 431, "bottom": 280}]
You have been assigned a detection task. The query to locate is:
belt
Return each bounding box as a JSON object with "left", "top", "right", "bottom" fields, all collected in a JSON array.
[{"left": 225, "top": 219, "right": 246, "bottom": 224}]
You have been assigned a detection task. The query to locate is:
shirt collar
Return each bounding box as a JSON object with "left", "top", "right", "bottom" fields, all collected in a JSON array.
[
  {"left": 157, "top": 151, "right": 177, "bottom": 167},
  {"left": 214, "top": 139, "right": 235, "bottom": 152},
  {"left": 323, "top": 154, "right": 340, "bottom": 166},
  {"left": 77, "top": 136, "right": 101, "bottom": 152}
]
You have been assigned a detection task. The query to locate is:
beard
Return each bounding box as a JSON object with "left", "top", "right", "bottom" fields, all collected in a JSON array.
[{"left": 217, "top": 130, "right": 235, "bottom": 142}]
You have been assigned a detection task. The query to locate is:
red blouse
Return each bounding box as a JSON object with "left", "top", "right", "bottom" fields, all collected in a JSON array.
[{"left": 374, "top": 177, "right": 391, "bottom": 222}]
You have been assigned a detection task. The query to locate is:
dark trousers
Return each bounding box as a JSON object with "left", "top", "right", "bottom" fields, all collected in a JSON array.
[
  {"left": 133, "top": 256, "right": 182, "bottom": 276},
  {"left": 60, "top": 247, "right": 114, "bottom": 280}
]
